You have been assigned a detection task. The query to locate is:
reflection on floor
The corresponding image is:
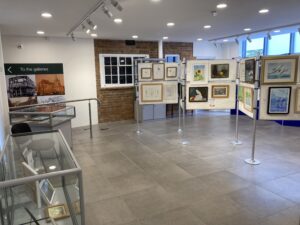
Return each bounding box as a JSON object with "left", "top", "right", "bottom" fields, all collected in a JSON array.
[{"left": 72, "top": 113, "right": 300, "bottom": 225}]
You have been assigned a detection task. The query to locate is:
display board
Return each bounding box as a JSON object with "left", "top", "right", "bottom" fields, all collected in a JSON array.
[
  {"left": 185, "top": 60, "right": 236, "bottom": 110},
  {"left": 5, "top": 64, "right": 65, "bottom": 108},
  {"left": 138, "top": 62, "right": 178, "bottom": 105},
  {"left": 259, "top": 55, "right": 300, "bottom": 121}
]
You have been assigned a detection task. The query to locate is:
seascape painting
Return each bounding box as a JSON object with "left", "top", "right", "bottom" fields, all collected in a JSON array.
[{"left": 268, "top": 87, "right": 291, "bottom": 114}]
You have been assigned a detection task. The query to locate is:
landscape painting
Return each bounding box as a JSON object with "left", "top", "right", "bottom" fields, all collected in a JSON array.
[
  {"left": 268, "top": 87, "right": 291, "bottom": 114},
  {"left": 238, "top": 86, "right": 244, "bottom": 102},
  {"left": 211, "top": 64, "right": 230, "bottom": 79},
  {"left": 211, "top": 85, "right": 229, "bottom": 98},
  {"left": 189, "top": 87, "right": 208, "bottom": 102},
  {"left": 243, "top": 87, "right": 253, "bottom": 112}
]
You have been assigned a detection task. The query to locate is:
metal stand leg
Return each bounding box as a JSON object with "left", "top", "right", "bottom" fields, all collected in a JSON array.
[
  {"left": 178, "top": 83, "right": 182, "bottom": 133},
  {"left": 180, "top": 84, "right": 189, "bottom": 145},
  {"left": 88, "top": 101, "right": 93, "bottom": 138},
  {"left": 232, "top": 97, "right": 242, "bottom": 145},
  {"left": 136, "top": 99, "right": 142, "bottom": 135}
]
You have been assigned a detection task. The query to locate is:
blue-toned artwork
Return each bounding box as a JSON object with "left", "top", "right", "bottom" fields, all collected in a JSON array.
[
  {"left": 268, "top": 87, "right": 291, "bottom": 114},
  {"left": 267, "top": 62, "right": 292, "bottom": 80}
]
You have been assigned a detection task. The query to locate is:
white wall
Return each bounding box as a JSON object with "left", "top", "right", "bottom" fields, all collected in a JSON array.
[
  {"left": 0, "top": 32, "right": 10, "bottom": 150},
  {"left": 2, "top": 36, "right": 98, "bottom": 128},
  {"left": 193, "top": 41, "right": 240, "bottom": 60}
]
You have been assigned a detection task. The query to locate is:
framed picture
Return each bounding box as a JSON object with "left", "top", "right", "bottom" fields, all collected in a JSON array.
[
  {"left": 211, "top": 64, "right": 230, "bottom": 79},
  {"left": 152, "top": 63, "right": 165, "bottom": 80},
  {"left": 39, "top": 179, "right": 55, "bottom": 205},
  {"left": 238, "top": 86, "right": 244, "bottom": 102},
  {"left": 295, "top": 87, "right": 300, "bottom": 113},
  {"left": 193, "top": 64, "right": 207, "bottom": 82},
  {"left": 164, "top": 83, "right": 178, "bottom": 101},
  {"left": 72, "top": 200, "right": 81, "bottom": 214},
  {"left": 166, "top": 67, "right": 177, "bottom": 78},
  {"left": 141, "top": 83, "right": 163, "bottom": 102},
  {"left": 45, "top": 204, "right": 69, "bottom": 220},
  {"left": 211, "top": 85, "right": 229, "bottom": 98},
  {"left": 141, "top": 68, "right": 152, "bottom": 79},
  {"left": 268, "top": 87, "right": 291, "bottom": 114},
  {"left": 262, "top": 56, "right": 298, "bottom": 84},
  {"left": 189, "top": 87, "right": 208, "bottom": 102},
  {"left": 245, "top": 59, "right": 255, "bottom": 84},
  {"left": 239, "top": 61, "right": 246, "bottom": 82},
  {"left": 243, "top": 87, "right": 254, "bottom": 112}
]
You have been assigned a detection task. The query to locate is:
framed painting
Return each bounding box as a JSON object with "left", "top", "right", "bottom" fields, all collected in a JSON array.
[
  {"left": 141, "top": 83, "right": 163, "bottom": 102},
  {"left": 193, "top": 64, "right": 207, "bottom": 82},
  {"left": 164, "top": 83, "right": 178, "bottom": 101},
  {"left": 245, "top": 59, "right": 255, "bottom": 84},
  {"left": 262, "top": 56, "right": 298, "bottom": 84},
  {"left": 238, "top": 86, "right": 244, "bottom": 102},
  {"left": 189, "top": 87, "right": 208, "bottom": 102},
  {"left": 152, "top": 63, "right": 165, "bottom": 80},
  {"left": 211, "top": 85, "right": 229, "bottom": 98},
  {"left": 295, "top": 87, "right": 300, "bottom": 113},
  {"left": 211, "top": 64, "right": 230, "bottom": 79},
  {"left": 268, "top": 87, "right": 291, "bottom": 114},
  {"left": 141, "top": 68, "right": 152, "bottom": 79},
  {"left": 166, "top": 67, "right": 177, "bottom": 78},
  {"left": 243, "top": 87, "right": 253, "bottom": 112},
  {"left": 45, "top": 204, "right": 69, "bottom": 220}
]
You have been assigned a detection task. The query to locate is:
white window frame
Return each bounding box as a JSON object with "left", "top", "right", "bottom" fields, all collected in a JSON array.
[{"left": 100, "top": 54, "right": 149, "bottom": 88}]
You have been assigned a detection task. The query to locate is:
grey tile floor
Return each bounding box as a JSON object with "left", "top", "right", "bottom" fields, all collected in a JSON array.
[{"left": 72, "top": 112, "right": 300, "bottom": 225}]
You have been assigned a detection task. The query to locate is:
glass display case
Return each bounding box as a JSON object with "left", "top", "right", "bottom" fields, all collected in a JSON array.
[{"left": 0, "top": 130, "right": 84, "bottom": 225}]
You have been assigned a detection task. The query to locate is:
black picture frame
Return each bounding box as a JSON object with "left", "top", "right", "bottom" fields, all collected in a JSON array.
[{"left": 267, "top": 86, "right": 291, "bottom": 115}]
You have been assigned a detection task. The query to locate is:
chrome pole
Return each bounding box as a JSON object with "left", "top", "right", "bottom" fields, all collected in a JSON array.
[
  {"left": 135, "top": 59, "right": 142, "bottom": 135},
  {"left": 88, "top": 100, "right": 93, "bottom": 138}
]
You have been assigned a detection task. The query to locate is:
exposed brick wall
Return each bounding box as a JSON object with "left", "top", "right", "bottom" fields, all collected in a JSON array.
[
  {"left": 94, "top": 39, "right": 158, "bottom": 123},
  {"left": 163, "top": 42, "right": 194, "bottom": 60}
]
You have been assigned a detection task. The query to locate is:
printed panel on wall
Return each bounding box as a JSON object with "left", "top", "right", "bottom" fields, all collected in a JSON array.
[{"left": 4, "top": 64, "right": 64, "bottom": 108}]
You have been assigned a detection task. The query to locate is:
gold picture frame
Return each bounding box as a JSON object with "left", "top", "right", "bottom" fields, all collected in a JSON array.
[
  {"left": 243, "top": 87, "right": 254, "bottom": 112},
  {"left": 45, "top": 204, "right": 69, "bottom": 221},
  {"left": 141, "top": 83, "right": 163, "bottom": 102},
  {"left": 211, "top": 85, "right": 229, "bottom": 98},
  {"left": 295, "top": 87, "right": 300, "bottom": 114},
  {"left": 261, "top": 56, "right": 298, "bottom": 84},
  {"left": 166, "top": 67, "right": 177, "bottom": 78},
  {"left": 141, "top": 68, "right": 152, "bottom": 79}
]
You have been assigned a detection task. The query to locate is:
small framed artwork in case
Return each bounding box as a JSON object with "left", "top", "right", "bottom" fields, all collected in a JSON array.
[{"left": 45, "top": 204, "right": 69, "bottom": 220}]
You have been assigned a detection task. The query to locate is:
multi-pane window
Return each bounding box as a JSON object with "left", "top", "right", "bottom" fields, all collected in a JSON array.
[
  {"left": 245, "top": 38, "right": 264, "bottom": 57},
  {"left": 100, "top": 54, "right": 148, "bottom": 88},
  {"left": 295, "top": 32, "right": 300, "bottom": 53},
  {"left": 268, "top": 33, "right": 291, "bottom": 55}
]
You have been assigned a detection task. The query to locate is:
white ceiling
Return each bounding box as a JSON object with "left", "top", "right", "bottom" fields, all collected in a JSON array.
[{"left": 0, "top": 0, "right": 300, "bottom": 42}]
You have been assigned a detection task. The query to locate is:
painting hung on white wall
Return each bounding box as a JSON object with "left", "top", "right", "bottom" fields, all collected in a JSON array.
[
  {"left": 164, "top": 83, "right": 178, "bottom": 101},
  {"left": 262, "top": 56, "right": 298, "bottom": 84},
  {"left": 211, "top": 85, "right": 229, "bottom": 98},
  {"left": 211, "top": 64, "right": 230, "bottom": 79},
  {"left": 141, "top": 68, "right": 152, "bottom": 80},
  {"left": 189, "top": 87, "right": 208, "bottom": 102},
  {"left": 245, "top": 59, "right": 255, "bottom": 84},
  {"left": 268, "top": 87, "right": 291, "bottom": 114},
  {"left": 166, "top": 67, "right": 177, "bottom": 79},
  {"left": 141, "top": 83, "right": 163, "bottom": 102},
  {"left": 152, "top": 63, "right": 165, "bottom": 80},
  {"left": 193, "top": 64, "right": 207, "bottom": 82},
  {"left": 243, "top": 87, "right": 253, "bottom": 112}
]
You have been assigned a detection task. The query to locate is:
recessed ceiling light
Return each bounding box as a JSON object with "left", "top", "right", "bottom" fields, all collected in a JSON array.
[
  {"left": 223, "top": 39, "right": 228, "bottom": 42},
  {"left": 37, "top": 30, "right": 45, "bottom": 35},
  {"left": 132, "top": 35, "right": 138, "bottom": 39},
  {"left": 41, "top": 12, "right": 52, "bottom": 18},
  {"left": 197, "top": 38, "right": 203, "bottom": 41},
  {"left": 217, "top": 3, "right": 227, "bottom": 9},
  {"left": 244, "top": 28, "right": 252, "bottom": 32},
  {"left": 273, "top": 29, "right": 281, "bottom": 33},
  {"left": 91, "top": 33, "right": 98, "bottom": 37},
  {"left": 49, "top": 165, "right": 56, "bottom": 170},
  {"left": 167, "top": 22, "right": 175, "bottom": 27},
  {"left": 114, "top": 18, "right": 123, "bottom": 24},
  {"left": 204, "top": 25, "right": 212, "bottom": 29},
  {"left": 163, "top": 36, "right": 168, "bottom": 40},
  {"left": 259, "top": 8, "right": 269, "bottom": 14},
  {"left": 151, "top": 0, "right": 161, "bottom": 2}
]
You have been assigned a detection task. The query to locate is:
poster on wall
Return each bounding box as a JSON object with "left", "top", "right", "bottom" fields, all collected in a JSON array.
[{"left": 5, "top": 64, "right": 64, "bottom": 108}]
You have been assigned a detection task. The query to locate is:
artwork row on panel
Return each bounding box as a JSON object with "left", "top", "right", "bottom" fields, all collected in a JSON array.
[
  {"left": 139, "top": 81, "right": 178, "bottom": 105},
  {"left": 259, "top": 85, "right": 300, "bottom": 120},
  {"left": 138, "top": 63, "right": 178, "bottom": 82},
  {"left": 186, "top": 83, "right": 236, "bottom": 110},
  {"left": 186, "top": 60, "right": 237, "bottom": 83}
]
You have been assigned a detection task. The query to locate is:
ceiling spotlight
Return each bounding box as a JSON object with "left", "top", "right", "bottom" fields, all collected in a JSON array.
[
  {"left": 217, "top": 3, "right": 227, "bottom": 9},
  {"left": 114, "top": 18, "right": 123, "bottom": 24},
  {"left": 235, "top": 37, "right": 239, "bottom": 45},
  {"left": 197, "top": 38, "right": 203, "bottom": 41},
  {"left": 167, "top": 22, "right": 175, "bottom": 27},
  {"left": 259, "top": 8, "right": 269, "bottom": 14},
  {"left": 91, "top": 33, "right": 98, "bottom": 37},
  {"left": 110, "top": 0, "right": 123, "bottom": 11},
  {"left": 86, "top": 28, "right": 91, "bottom": 34},
  {"left": 267, "top": 32, "right": 272, "bottom": 40},
  {"left": 244, "top": 28, "right": 251, "bottom": 32},
  {"left": 81, "top": 24, "right": 87, "bottom": 31},
  {"left": 49, "top": 165, "right": 56, "bottom": 170},
  {"left": 247, "top": 35, "right": 252, "bottom": 43},
  {"left": 211, "top": 11, "right": 218, "bottom": 16},
  {"left": 71, "top": 33, "right": 76, "bottom": 41},
  {"left": 163, "top": 36, "right": 168, "bottom": 40},
  {"left": 41, "top": 12, "right": 52, "bottom": 18},
  {"left": 102, "top": 6, "right": 113, "bottom": 18},
  {"left": 204, "top": 25, "right": 212, "bottom": 29},
  {"left": 37, "top": 30, "right": 45, "bottom": 35},
  {"left": 151, "top": 0, "right": 161, "bottom": 2},
  {"left": 132, "top": 35, "right": 138, "bottom": 39},
  {"left": 87, "top": 19, "right": 97, "bottom": 30},
  {"left": 273, "top": 29, "right": 280, "bottom": 33}
]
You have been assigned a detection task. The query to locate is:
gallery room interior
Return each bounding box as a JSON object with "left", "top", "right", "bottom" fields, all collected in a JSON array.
[{"left": 0, "top": 0, "right": 300, "bottom": 224}]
